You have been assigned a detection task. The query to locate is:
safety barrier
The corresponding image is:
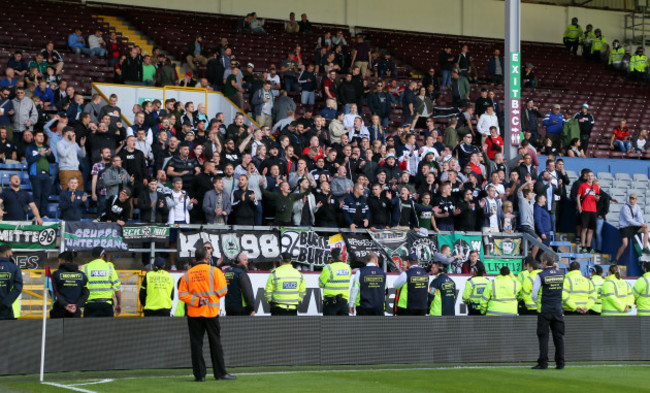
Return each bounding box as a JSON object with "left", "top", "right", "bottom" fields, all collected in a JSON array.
[{"left": 18, "top": 270, "right": 145, "bottom": 319}]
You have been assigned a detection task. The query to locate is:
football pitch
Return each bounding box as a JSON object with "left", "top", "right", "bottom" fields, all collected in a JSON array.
[{"left": 1, "top": 363, "right": 649, "bottom": 393}]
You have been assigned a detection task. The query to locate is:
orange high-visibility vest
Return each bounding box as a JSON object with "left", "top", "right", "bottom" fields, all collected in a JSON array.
[{"left": 178, "top": 263, "right": 227, "bottom": 317}]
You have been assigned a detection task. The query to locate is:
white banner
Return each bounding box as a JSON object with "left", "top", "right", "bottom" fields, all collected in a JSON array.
[{"left": 168, "top": 272, "right": 638, "bottom": 316}]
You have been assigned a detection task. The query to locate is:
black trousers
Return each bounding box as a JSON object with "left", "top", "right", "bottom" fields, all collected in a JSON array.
[
  {"left": 187, "top": 316, "right": 227, "bottom": 380},
  {"left": 144, "top": 309, "right": 171, "bottom": 317},
  {"left": 270, "top": 305, "right": 297, "bottom": 316},
  {"left": 356, "top": 307, "right": 384, "bottom": 316},
  {"left": 395, "top": 307, "right": 426, "bottom": 316},
  {"left": 83, "top": 302, "right": 114, "bottom": 318},
  {"left": 564, "top": 40, "right": 579, "bottom": 55},
  {"left": 536, "top": 313, "right": 565, "bottom": 368},
  {"left": 580, "top": 134, "right": 591, "bottom": 153},
  {"left": 226, "top": 307, "right": 251, "bottom": 316},
  {"left": 466, "top": 304, "right": 482, "bottom": 315},
  {"left": 50, "top": 304, "right": 81, "bottom": 318},
  {"left": 323, "top": 297, "right": 348, "bottom": 316}
]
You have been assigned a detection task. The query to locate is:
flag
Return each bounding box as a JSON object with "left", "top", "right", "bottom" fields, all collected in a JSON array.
[{"left": 44, "top": 266, "right": 56, "bottom": 305}]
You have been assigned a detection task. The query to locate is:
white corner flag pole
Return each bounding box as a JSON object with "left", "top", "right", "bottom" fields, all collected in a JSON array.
[{"left": 39, "top": 275, "right": 48, "bottom": 383}]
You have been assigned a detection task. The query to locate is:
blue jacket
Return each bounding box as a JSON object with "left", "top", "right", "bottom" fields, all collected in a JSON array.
[
  {"left": 59, "top": 189, "right": 87, "bottom": 221},
  {"left": 534, "top": 203, "right": 552, "bottom": 235},
  {"left": 26, "top": 142, "right": 56, "bottom": 176},
  {"left": 542, "top": 112, "right": 564, "bottom": 135},
  {"left": 68, "top": 33, "right": 85, "bottom": 49},
  {"left": 34, "top": 87, "right": 55, "bottom": 106},
  {"left": 488, "top": 57, "right": 504, "bottom": 76},
  {"left": 66, "top": 102, "right": 83, "bottom": 124},
  {"left": 342, "top": 193, "right": 370, "bottom": 226}
]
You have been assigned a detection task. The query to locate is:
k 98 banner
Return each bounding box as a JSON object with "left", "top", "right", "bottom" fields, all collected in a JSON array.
[{"left": 177, "top": 230, "right": 281, "bottom": 262}]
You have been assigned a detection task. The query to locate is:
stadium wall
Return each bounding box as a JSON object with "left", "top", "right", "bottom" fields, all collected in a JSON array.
[
  {"left": 1, "top": 317, "right": 648, "bottom": 375},
  {"left": 93, "top": 0, "right": 626, "bottom": 44}
]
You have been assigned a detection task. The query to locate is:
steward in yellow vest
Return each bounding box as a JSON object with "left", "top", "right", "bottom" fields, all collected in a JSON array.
[{"left": 139, "top": 257, "right": 174, "bottom": 317}]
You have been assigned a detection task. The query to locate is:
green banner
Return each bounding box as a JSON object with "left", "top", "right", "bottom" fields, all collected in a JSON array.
[
  {"left": 122, "top": 225, "right": 170, "bottom": 242},
  {"left": 437, "top": 233, "right": 483, "bottom": 274},
  {"left": 484, "top": 258, "right": 523, "bottom": 275},
  {"left": 0, "top": 222, "right": 58, "bottom": 249}
]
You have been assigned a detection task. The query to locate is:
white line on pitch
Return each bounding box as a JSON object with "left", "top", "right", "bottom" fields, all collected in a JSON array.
[
  {"left": 68, "top": 379, "right": 114, "bottom": 387},
  {"left": 41, "top": 382, "right": 99, "bottom": 393}
]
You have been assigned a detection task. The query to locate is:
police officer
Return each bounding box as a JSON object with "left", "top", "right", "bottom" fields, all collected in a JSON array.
[
  {"left": 633, "top": 262, "right": 650, "bottom": 316},
  {"left": 630, "top": 47, "right": 648, "bottom": 83},
  {"left": 521, "top": 259, "right": 542, "bottom": 315},
  {"left": 601, "top": 265, "right": 634, "bottom": 316},
  {"left": 480, "top": 266, "right": 521, "bottom": 316},
  {"left": 531, "top": 252, "right": 565, "bottom": 370},
  {"left": 562, "top": 17, "right": 582, "bottom": 55},
  {"left": 264, "top": 253, "right": 306, "bottom": 316},
  {"left": 178, "top": 246, "right": 235, "bottom": 381},
  {"left": 429, "top": 261, "right": 456, "bottom": 316},
  {"left": 222, "top": 253, "right": 255, "bottom": 316},
  {"left": 562, "top": 262, "right": 595, "bottom": 315},
  {"left": 517, "top": 256, "right": 532, "bottom": 315},
  {"left": 0, "top": 245, "right": 21, "bottom": 320},
  {"left": 609, "top": 40, "right": 625, "bottom": 71},
  {"left": 139, "top": 257, "right": 174, "bottom": 317},
  {"left": 349, "top": 252, "right": 386, "bottom": 316},
  {"left": 589, "top": 265, "right": 604, "bottom": 314},
  {"left": 462, "top": 264, "right": 489, "bottom": 315},
  {"left": 82, "top": 247, "right": 122, "bottom": 318},
  {"left": 319, "top": 248, "right": 351, "bottom": 316},
  {"left": 393, "top": 254, "right": 428, "bottom": 316},
  {"left": 51, "top": 251, "right": 88, "bottom": 318}
]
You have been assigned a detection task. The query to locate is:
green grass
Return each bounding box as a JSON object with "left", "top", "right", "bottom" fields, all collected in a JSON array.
[{"left": 1, "top": 364, "right": 649, "bottom": 393}]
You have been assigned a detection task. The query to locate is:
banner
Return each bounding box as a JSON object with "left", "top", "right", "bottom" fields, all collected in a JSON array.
[
  {"left": 281, "top": 228, "right": 347, "bottom": 266},
  {"left": 177, "top": 230, "right": 281, "bottom": 262},
  {"left": 344, "top": 233, "right": 385, "bottom": 265},
  {"left": 0, "top": 222, "right": 58, "bottom": 249},
  {"left": 122, "top": 225, "right": 170, "bottom": 243},
  {"left": 63, "top": 221, "right": 128, "bottom": 251},
  {"left": 484, "top": 258, "right": 523, "bottom": 275},
  {"left": 437, "top": 233, "right": 484, "bottom": 274},
  {"left": 368, "top": 230, "right": 439, "bottom": 272},
  {"left": 483, "top": 234, "right": 521, "bottom": 257},
  {"left": 13, "top": 251, "right": 47, "bottom": 269}
]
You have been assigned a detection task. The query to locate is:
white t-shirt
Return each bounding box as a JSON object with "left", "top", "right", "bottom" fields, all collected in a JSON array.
[
  {"left": 266, "top": 74, "right": 281, "bottom": 96},
  {"left": 487, "top": 198, "right": 498, "bottom": 228},
  {"left": 171, "top": 190, "right": 187, "bottom": 220}
]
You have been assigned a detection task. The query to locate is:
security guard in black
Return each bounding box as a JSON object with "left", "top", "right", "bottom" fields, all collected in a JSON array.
[
  {"left": 222, "top": 254, "right": 255, "bottom": 316},
  {"left": 532, "top": 253, "right": 565, "bottom": 370},
  {"left": 0, "top": 245, "right": 22, "bottom": 320},
  {"left": 51, "top": 251, "right": 89, "bottom": 318}
]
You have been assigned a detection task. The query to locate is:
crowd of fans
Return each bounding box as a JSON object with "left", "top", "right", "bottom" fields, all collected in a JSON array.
[{"left": 0, "top": 14, "right": 646, "bottom": 265}]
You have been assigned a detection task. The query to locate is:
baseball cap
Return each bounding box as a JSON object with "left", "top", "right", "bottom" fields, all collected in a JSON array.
[
  {"left": 281, "top": 252, "right": 292, "bottom": 261},
  {"left": 185, "top": 71, "right": 193, "bottom": 78},
  {"left": 400, "top": 122, "right": 410, "bottom": 128},
  {"left": 182, "top": 119, "right": 192, "bottom": 126},
  {"left": 553, "top": 104, "right": 561, "bottom": 110},
  {"left": 153, "top": 257, "right": 166, "bottom": 268},
  {"left": 582, "top": 103, "right": 589, "bottom": 109},
  {"left": 330, "top": 248, "right": 341, "bottom": 259},
  {"left": 385, "top": 153, "right": 396, "bottom": 160},
  {"left": 525, "top": 63, "right": 534, "bottom": 68},
  {"left": 247, "top": 63, "right": 254, "bottom": 68},
  {"left": 186, "top": 130, "right": 195, "bottom": 136},
  {"left": 407, "top": 253, "right": 418, "bottom": 261},
  {"left": 630, "top": 193, "right": 638, "bottom": 199}
]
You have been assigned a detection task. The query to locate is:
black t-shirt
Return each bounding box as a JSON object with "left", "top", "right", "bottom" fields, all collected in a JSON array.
[
  {"left": 0, "top": 139, "right": 16, "bottom": 160},
  {"left": 432, "top": 194, "right": 455, "bottom": 227},
  {"left": 0, "top": 187, "right": 34, "bottom": 220},
  {"left": 221, "top": 149, "right": 241, "bottom": 167}
]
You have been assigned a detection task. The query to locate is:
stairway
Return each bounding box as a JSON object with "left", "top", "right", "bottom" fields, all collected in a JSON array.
[{"left": 94, "top": 14, "right": 155, "bottom": 55}]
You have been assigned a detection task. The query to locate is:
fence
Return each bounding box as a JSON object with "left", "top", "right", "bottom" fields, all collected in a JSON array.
[{"left": 19, "top": 270, "right": 144, "bottom": 319}]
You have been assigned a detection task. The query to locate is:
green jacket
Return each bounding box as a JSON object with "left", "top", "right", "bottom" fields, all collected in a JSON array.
[
  {"left": 262, "top": 187, "right": 311, "bottom": 224},
  {"left": 561, "top": 118, "right": 580, "bottom": 147}
]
